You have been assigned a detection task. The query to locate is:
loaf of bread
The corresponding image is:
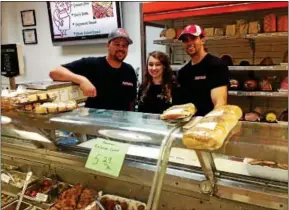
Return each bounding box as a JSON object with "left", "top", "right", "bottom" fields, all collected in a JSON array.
[
  {"left": 160, "top": 103, "right": 196, "bottom": 120},
  {"left": 182, "top": 105, "right": 242, "bottom": 150},
  {"left": 204, "top": 28, "right": 214, "bottom": 37},
  {"left": 214, "top": 28, "right": 224, "bottom": 36},
  {"left": 277, "top": 15, "right": 288, "bottom": 32},
  {"left": 165, "top": 28, "right": 176, "bottom": 39},
  {"left": 236, "top": 20, "right": 248, "bottom": 36},
  {"left": 264, "top": 13, "right": 276, "bottom": 32},
  {"left": 248, "top": 22, "right": 260, "bottom": 34},
  {"left": 226, "top": 25, "right": 236, "bottom": 36}
]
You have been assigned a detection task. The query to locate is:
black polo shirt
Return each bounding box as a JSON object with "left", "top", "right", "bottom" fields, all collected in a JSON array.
[
  {"left": 62, "top": 56, "right": 137, "bottom": 111},
  {"left": 176, "top": 53, "right": 229, "bottom": 116}
]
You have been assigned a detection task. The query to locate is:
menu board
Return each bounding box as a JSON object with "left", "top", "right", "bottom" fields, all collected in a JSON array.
[{"left": 47, "top": 2, "right": 121, "bottom": 42}]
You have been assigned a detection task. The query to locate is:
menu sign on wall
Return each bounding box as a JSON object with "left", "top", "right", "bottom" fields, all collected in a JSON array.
[
  {"left": 1, "top": 44, "right": 24, "bottom": 78},
  {"left": 47, "top": 2, "right": 121, "bottom": 41}
]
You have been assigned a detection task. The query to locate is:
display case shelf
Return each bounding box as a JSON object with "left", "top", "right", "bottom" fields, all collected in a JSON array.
[
  {"left": 153, "top": 32, "right": 288, "bottom": 46},
  {"left": 228, "top": 91, "right": 288, "bottom": 97},
  {"left": 171, "top": 65, "right": 288, "bottom": 71}
]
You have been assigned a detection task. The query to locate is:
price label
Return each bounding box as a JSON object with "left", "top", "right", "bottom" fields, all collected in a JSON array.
[
  {"left": 36, "top": 193, "right": 48, "bottom": 202},
  {"left": 85, "top": 138, "right": 129, "bottom": 177},
  {"left": 1, "top": 173, "right": 10, "bottom": 183}
]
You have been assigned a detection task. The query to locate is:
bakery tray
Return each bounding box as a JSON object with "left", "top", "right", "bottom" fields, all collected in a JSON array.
[
  {"left": 13, "top": 96, "right": 57, "bottom": 107},
  {"left": 15, "top": 109, "right": 76, "bottom": 118},
  {"left": 98, "top": 194, "right": 147, "bottom": 210},
  {"left": 2, "top": 200, "right": 32, "bottom": 210},
  {"left": 21, "top": 178, "right": 57, "bottom": 204},
  {"left": 1, "top": 191, "right": 18, "bottom": 208}
]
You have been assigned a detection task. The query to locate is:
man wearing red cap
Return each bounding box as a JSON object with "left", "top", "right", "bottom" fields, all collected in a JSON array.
[
  {"left": 50, "top": 28, "right": 137, "bottom": 111},
  {"left": 176, "top": 24, "right": 229, "bottom": 116}
]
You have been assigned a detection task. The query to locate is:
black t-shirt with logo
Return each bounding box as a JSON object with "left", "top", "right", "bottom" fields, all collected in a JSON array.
[
  {"left": 137, "top": 84, "right": 175, "bottom": 114},
  {"left": 176, "top": 53, "right": 229, "bottom": 116},
  {"left": 62, "top": 56, "right": 137, "bottom": 111}
]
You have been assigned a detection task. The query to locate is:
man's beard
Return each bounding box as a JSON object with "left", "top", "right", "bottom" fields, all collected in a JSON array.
[{"left": 113, "top": 51, "right": 126, "bottom": 62}]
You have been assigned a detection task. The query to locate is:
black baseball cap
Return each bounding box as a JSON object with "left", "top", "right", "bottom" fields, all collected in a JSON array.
[{"left": 108, "top": 28, "right": 133, "bottom": 45}]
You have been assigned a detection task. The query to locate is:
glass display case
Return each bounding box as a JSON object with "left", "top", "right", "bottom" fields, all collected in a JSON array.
[{"left": 1, "top": 108, "right": 288, "bottom": 210}]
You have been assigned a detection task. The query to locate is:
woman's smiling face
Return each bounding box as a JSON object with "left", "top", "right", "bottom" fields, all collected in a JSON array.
[{"left": 147, "top": 56, "right": 164, "bottom": 80}]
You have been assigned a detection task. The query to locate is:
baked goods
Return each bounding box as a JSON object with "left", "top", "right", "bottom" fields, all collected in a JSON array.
[
  {"left": 244, "top": 80, "right": 258, "bottom": 91},
  {"left": 260, "top": 57, "right": 274, "bottom": 65},
  {"left": 43, "top": 103, "right": 58, "bottom": 113},
  {"left": 214, "top": 28, "right": 224, "bottom": 36},
  {"left": 239, "top": 60, "right": 250, "bottom": 66},
  {"left": 183, "top": 105, "right": 242, "bottom": 150},
  {"left": 259, "top": 78, "right": 273, "bottom": 91},
  {"left": 277, "top": 15, "right": 288, "bottom": 32},
  {"left": 204, "top": 28, "right": 214, "bottom": 37},
  {"left": 236, "top": 19, "right": 248, "bottom": 36},
  {"left": 66, "top": 101, "right": 77, "bottom": 111},
  {"left": 248, "top": 21, "right": 260, "bottom": 34},
  {"left": 165, "top": 28, "right": 176, "bottom": 39},
  {"left": 57, "top": 102, "right": 67, "bottom": 112},
  {"left": 280, "top": 77, "right": 288, "bottom": 90},
  {"left": 160, "top": 103, "right": 196, "bottom": 120},
  {"left": 221, "top": 55, "right": 233, "bottom": 66},
  {"left": 225, "top": 25, "right": 236, "bottom": 36},
  {"left": 264, "top": 13, "right": 276, "bottom": 32},
  {"left": 38, "top": 93, "right": 48, "bottom": 100},
  {"left": 229, "top": 79, "right": 240, "bottom": 90},
  {"left": 265, "top": 111, "right": 277, "bottom": 123},
  {"left": 28, "top": 94, "right": 38, "bottom": 102},
  {"left": 99, "top": 195, "right": 146, "bottom": 210},
  {"left": 35, "top": 106, "right": 48, "bottom": 114},
  {"left": 244, "top": 112, "right": 261, "bottom": 122},
  {"left": 279, "top": 110, "right": 288, "bottom": 122},
  {"left": 247, "top": 158, "right": 288, "bottom": 170}
]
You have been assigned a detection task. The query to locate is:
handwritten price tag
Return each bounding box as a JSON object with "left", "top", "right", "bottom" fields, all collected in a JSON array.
[
  {"left": 85, "top": 139, "right": 129, "bottom": 177},
  {"left": 1, "top": 174, "right": 10, "bottom": 183},
  {"left": 36, "top": 193, "right": 48, "bottom": 202}
]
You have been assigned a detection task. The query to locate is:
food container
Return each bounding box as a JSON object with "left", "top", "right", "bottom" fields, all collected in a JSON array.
[
  {"left": 244, "top": 158, "right": 288, "bottom": 182},
  {"left": 22, "top": 178, "right": 56, "bottom": 203},
  {"left": 99, "top": 194, "right": 146, "bottom": 210},
  {"left": 3, "top": 170, "right": 38, "bottom": 188},
  {"left": 1, "top": 191, "right": 17, "bottom": 208},
  {"left": 2, "top": 200, "right": 32, "bottom": 210}
]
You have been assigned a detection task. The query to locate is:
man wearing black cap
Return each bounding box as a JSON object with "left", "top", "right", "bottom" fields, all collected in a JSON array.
[
  {"left": 50, "top": 28, "right": 137, "bottom": 111},
  {"left": 175, "top": 24, "right": 229, "bottom": 116}
]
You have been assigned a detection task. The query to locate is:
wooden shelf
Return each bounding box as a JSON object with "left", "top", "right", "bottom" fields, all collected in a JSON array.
[
  {"left": 171, "top": 65, "right": 288, "bottom": 71},
  {"left": 228, "top": 91, "right": 288, "bottom": 97},
  {"left": 153, "top": 32, "right": 288, "bottom": 46}
]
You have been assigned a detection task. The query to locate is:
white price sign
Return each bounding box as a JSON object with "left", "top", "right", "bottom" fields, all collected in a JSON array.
[
  {"left": 36, "top": 193, "right": 48, "bottom": 202},
  {"left": 1, "top": 174, "right": 11, "bottom": 183}
]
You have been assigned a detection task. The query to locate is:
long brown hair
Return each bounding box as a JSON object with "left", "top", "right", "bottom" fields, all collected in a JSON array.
[{"left": 141, "top": 51, "right": 173, "bottom": 102}]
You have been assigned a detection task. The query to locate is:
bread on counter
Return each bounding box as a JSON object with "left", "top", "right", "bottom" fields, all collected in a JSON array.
[
  {"left": 183, "top": 105, "right": 242, "bottom": 150},
  {"left": 160, "top": 103, "right": 196, "bottom": 120}
]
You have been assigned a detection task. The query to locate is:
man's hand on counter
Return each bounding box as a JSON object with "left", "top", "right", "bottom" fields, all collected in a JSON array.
[{"left": 79, "top": 77, "right": 97, "bottom": 97}]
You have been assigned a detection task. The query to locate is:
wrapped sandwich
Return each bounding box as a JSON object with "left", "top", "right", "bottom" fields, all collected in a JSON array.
[
  {"left": 183, "top": 105, "right": 242, "bottom": 150},
  {"left": 160, "top": 103, "right": 196, "bottom": 120}
]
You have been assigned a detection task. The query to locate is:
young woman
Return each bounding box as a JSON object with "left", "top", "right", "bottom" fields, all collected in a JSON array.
[{"left": 138, "top": 51, "right": 176, "bottom": 114}]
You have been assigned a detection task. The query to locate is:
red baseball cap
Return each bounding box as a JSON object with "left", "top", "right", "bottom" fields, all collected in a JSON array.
[{"left": 178, "top": 25, "right": 206, "bottom": 40}]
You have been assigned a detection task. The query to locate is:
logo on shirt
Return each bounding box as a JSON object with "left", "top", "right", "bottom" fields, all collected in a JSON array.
[
  {"left": 195, "top": 75, "right": 206, "bottom": 80},
  {"left": 122, "top": 81, "right": 133, "bottom": 87}
]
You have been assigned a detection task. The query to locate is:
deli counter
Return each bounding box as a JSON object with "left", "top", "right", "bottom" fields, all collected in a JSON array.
[{"left": 1, "top": 108, "right": 288, "bottom": 210}]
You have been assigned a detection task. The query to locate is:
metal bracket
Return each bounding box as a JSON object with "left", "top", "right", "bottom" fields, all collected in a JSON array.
[{"left": 195, "top": 151, "right": 217, "bottom": 196}]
